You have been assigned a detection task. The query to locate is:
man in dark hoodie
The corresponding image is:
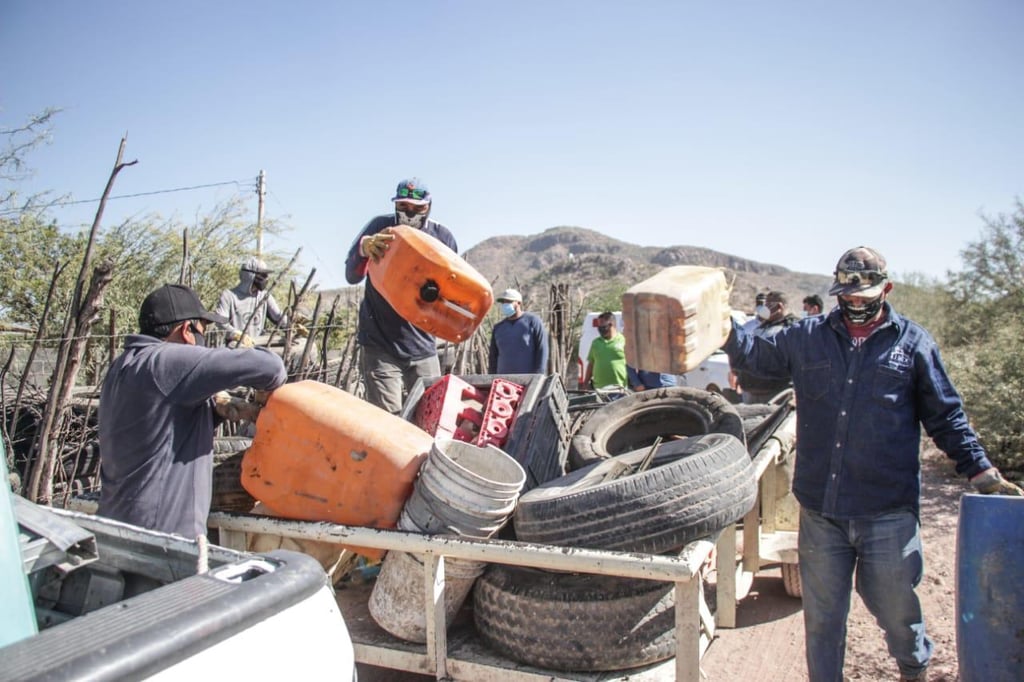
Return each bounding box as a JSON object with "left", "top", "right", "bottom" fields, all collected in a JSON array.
[
  {"left": 345, "top": 178, "right": 457, "bottom": 414},
  {"left": 214, "top": 256, "right": 289, "bottom": 347},
  {"left": 99, "top": 284, "right": 287, "bottom": 538}
]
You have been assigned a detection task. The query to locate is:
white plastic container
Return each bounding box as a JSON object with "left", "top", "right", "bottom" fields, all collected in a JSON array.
[{"left": 622, "top": 266, "right": 732, "bottom": 375}]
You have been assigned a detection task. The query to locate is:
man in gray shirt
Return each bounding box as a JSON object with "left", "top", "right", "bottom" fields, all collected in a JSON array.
[{"left": 99, "top": 284, "right": 287, "bottom": 538}]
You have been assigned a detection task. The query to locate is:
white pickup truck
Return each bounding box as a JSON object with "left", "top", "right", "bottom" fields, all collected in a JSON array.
[{"left": 0, "top": 450, "right": 355, "bottom": 681}]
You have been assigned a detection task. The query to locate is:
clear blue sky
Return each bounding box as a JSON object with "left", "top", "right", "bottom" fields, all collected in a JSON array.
[{"left": 3, "top": 1, "right": 1021, "bottom": 290}]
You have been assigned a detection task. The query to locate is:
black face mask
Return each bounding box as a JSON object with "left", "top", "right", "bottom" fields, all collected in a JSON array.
[
  {"left": 838, "top": 296, "right": 883, "bottom": 325},
  {"left": 251, "top": 273, "right": 269, "bottom": 292},
  {"left": 189, "top": 322, "right": 207, "bottom": 347}
]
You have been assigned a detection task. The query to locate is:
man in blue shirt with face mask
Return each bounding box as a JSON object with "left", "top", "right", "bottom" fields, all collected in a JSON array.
[
  {"left": 724, "top": 246, "right": 1023, "bottom": 682},
  {"left": 488, "top": 288, "right": 549, "bottom": 375}
]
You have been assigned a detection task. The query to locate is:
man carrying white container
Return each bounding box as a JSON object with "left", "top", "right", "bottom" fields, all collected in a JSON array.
[{"left": 723, "top": 246, "right": 1023, "bottom": 682}]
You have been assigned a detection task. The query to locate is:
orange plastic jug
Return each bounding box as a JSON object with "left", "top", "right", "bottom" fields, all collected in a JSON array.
[
  {"left": 241, "top": 380, "right": 435, "bottom": 558},
  {"left": 622, "top": 266, "right": 732, "bottom": 374},
  {"left": 367, "top": 225, "right": 494, "bottom": 343}
]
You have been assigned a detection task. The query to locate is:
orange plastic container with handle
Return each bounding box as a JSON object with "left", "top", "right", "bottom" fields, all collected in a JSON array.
[
  {"left": 241, "top": 380, "right": 435, "bottom": 559},
  {"left": 622, "top": 266, "right": 732, "bottom": 375},
  {"left": 367, "top": 225, "right": 494, "bottom": 343}
]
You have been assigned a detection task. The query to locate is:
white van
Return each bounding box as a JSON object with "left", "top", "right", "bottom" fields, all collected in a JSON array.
[{"left": 577, "top": 311, "right": 743, "bottom": 394}]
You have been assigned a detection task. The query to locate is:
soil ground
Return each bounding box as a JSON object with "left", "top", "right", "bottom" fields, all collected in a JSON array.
[{"left": 356, "top": 444, "right": 965, "bottom": 681}]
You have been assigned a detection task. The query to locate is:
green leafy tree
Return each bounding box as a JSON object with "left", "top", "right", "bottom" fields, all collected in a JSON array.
[
  {"left": 886, "top": 273, "right": 955, "bottom": 343},
  {"left": 940, "top": 199, "right": 1024, "bottom": 474},
  {"left": 93, "top": 196, "right": 291, "bottom": 338},
  {"left": 0, "top": 215, "right": 85, "bottom": 328}
]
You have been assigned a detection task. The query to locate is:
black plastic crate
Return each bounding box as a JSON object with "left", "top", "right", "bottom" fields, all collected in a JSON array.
[{"left": 401, "top": 374, "right": 570, "bottom": 491}]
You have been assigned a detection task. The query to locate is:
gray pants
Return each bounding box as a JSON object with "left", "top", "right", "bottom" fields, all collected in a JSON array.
[{"left": 360, "top": 344, "right": 440, "bottom": 415}]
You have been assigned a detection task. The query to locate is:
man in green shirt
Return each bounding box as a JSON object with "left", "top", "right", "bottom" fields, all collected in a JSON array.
[{"left": 583, "top": 311, "right": 628, "bottom": 389}]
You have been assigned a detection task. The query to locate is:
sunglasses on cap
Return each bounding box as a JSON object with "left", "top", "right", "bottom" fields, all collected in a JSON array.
[
  {"left": 396, "top": 187, "right": 428, "bottom": 200},
  {"left": 834, "top": 270, "right": 886, "bottom": 286}
]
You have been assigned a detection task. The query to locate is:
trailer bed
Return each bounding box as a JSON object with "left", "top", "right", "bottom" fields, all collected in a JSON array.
[{"left": 337, "top": 580, "right": 685, "bottom": 681}]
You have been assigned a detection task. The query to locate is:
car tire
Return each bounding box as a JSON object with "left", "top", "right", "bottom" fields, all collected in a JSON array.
[
  {"left": 514, "top": 433, "right": 757, "bottom": 553},
  {"left": 211, "top": 437, "right": 256, "bottom": 513},
  {"left": 473, "top": 564, "right": 677, "bottom": 671},
  {"left": 781, "top": 561, "right": 802, "bottom": 598},
  {"left": 569, "top": 386, "right": 744, "bottom": 469}
]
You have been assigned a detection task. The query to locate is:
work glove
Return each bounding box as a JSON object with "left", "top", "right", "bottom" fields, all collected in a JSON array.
[
  {"left": 229, "top": 330, "right": 255, "bottom": 348},
  {"left": 360, "top": 231, "right": 395, "bottom": 262},
  {"left": 292, "top": 322, "right": 310, "bottom": 338},
  {"left": 213, "top": 391, "right": 262, "bottom": 422},
  {"left": 970, "top": 468, "right": 1024, "bottom": 496}
]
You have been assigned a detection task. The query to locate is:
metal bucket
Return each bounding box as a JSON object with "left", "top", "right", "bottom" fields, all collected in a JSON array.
[
  {"left": 956, "top": 493, "right": 1024, "bottom": 682},
  {"left": 369, "top": 439, "right": 526, "bottom": 642}
]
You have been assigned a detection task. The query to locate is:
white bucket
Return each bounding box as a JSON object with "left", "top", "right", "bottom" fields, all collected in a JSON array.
[
  {"left": 403, "top": 439, "right": 525, "bottom": 538},
  {"left": 369, "top": 438, "right": 526, "bottom": 642},
  {"left": 368, "top": 550, "right": 485, "bottom": 643}
]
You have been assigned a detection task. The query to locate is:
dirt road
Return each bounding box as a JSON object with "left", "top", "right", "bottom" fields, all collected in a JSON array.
[{"left": 699, "top": 445, "right": 963, "bottom": 681}]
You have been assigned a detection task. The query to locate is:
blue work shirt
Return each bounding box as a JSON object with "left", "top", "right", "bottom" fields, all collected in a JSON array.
[
  {"left": 488, "top": 312, "right": 549, "bottom": 374},
  {"left": 724, "top": 304, "right": 991, "bottom": 519},
  {"left": 345, "top": 215, "right": 458, "bottom": 360}
]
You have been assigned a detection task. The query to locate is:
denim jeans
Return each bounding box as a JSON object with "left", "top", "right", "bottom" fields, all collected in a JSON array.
[{"left": 799, "top": 507, "right": 933, "bottom": 681}]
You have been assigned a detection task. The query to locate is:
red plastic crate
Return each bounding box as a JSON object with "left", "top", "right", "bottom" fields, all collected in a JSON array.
[
  {"left": 476, "top": 378, "right": 525, "bottom": 449},
  {"left": 413, "top": 374, "right": 486, "bottom": 442}
]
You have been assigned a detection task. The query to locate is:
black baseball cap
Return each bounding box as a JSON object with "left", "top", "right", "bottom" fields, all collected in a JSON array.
[{"left": 139, "top": 284, "right": 229, "bottom": 330}]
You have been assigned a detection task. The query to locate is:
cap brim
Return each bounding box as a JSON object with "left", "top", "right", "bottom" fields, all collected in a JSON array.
[
  {"left": 392, "top": 197, "right": 430, "bottom": 206},
  {"left": 198, "top": 311, "right": 230, "bottom": 325},
  {"left": 828, "top": 281, "right": 886, "bottom": 298}
]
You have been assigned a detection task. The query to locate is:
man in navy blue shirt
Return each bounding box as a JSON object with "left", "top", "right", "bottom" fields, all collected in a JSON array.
[
  {"left": 345, "top": 178, "right": 457, "bottom": 413},
  {"left": 724, "top": 246, "right": 1022, "bottom": 682},
  {"left": 488, "top": 288, "right": 549, "bottom": 375}
]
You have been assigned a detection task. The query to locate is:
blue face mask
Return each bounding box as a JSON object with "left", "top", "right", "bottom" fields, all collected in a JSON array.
[{"left": 499, "top": 302, "right": 517, "bottom": 318}]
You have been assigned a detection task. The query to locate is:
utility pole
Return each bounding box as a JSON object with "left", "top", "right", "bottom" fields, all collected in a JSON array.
[{"left": 255, "top": 169, "right": 266, "bottom": 257}]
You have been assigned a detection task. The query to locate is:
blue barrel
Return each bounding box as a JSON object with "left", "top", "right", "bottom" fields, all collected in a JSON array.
[{"left": 956, "top": 493, "right": 1024, "bottom": 681}]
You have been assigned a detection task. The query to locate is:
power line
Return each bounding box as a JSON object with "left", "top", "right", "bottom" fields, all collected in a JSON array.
[
  {"left": 54, "top": 179, "right": 255, "bottom": 206},
  {"left": 0, "top": 178, "right": 255, "bottom": 216}
]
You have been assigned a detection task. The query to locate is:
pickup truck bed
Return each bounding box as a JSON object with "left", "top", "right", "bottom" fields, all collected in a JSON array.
[{"left": 1, "top": 505, "right": 354, "bottom": 682}]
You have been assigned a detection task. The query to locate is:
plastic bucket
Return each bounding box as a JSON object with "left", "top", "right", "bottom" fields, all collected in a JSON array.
[
  {"left": 956, "top": 493, "right": 1024, "bottom": 682},
  {"left": 369, "top": 439, "right": 526, "bottom": 642},
  {"left": 403, "top": 439, "right": 525, "bottom": 538},
  {"left": 368, "top": 550, "right": 485, "bottom": 643}
]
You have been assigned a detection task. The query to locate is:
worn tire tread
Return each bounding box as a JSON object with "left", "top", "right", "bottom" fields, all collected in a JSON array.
[
  {"left": 473, "top": 565, "right": 676, "bottom": 671},
  {"left": 515, "top": 433, "right": 756, "bottom": 553}
]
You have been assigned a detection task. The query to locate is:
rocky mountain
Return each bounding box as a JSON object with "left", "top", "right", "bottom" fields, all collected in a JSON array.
[{"left": 461, "top": 226, "right": 832, "bottom": 313}]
